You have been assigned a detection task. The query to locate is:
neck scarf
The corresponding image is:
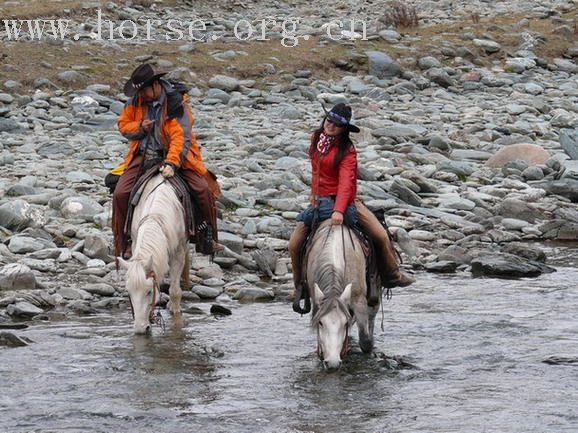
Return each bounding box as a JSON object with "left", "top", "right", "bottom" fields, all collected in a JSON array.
[{"left": 316, "top": 132, "right": 337, "bottom": 155}]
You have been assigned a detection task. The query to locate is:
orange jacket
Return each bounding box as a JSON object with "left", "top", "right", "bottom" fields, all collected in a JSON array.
[{"left": 117, "top": 90, "right": 207, "bottom": 176}]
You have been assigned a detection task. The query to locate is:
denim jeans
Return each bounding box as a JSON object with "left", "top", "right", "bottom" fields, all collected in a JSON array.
[{"left": 296, "top": 196, "right": 358, "bottom": 227}]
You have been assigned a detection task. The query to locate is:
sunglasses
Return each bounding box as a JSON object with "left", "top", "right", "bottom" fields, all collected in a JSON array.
[{"left": 325, "top": 118, "right": 346, "bottom": 127}]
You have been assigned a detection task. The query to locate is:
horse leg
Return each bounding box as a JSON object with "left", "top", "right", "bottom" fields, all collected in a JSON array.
[
  {"left": 167, "top": 247, "right": 186, "bottom": 316},
  {"left": 353, "top": 300, "right": 374, "bottom": 354}
]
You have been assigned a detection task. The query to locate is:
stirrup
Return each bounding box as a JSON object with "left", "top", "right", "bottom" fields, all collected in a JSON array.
[{"left": 292, "top": 282, "right": 311, "bottom": 314}]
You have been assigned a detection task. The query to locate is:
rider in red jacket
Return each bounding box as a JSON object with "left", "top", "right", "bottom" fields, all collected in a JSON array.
[{"left": 289, "top": 103, "right": 415, "bottom": 309}]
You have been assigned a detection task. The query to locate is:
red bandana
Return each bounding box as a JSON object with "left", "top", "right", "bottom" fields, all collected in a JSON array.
[{"left": 316, "top": 132, "right": 336, "bottom": 155}]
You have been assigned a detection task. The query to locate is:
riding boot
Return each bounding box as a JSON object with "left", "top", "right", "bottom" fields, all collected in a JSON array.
[
  {"left": 380, "top": 234, "right": 415, "bottom": 288},
  {"left": 288, "top": 222, "right": 308, "bottom": 297},
  {"left": 288, "top": 222, "right": 311, "bottom": 314},
  {"left": 355, "top": 200, "right": 415, "bottom": 291}
]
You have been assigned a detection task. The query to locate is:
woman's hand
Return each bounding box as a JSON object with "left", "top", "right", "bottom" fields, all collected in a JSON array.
[{"left": 331, "top": 211, "right": 343, "bottom": 225}]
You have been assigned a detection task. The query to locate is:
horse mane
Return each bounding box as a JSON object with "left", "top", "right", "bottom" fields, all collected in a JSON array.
[{"left": 130, "top": 175, "right": 184, "bottom": 278}]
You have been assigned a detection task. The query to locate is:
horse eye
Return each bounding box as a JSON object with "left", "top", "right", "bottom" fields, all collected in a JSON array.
[{"left": 319, "top": 322, "right": 324, "bottom": 328}]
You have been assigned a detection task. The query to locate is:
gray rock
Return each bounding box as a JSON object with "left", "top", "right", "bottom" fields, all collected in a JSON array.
[
  {"left": 233, "top": 287, "right": 275, "bottom": 302},
  {"left": 542, "top": 179, "right": 578, "bottom": 202},
  {"left": 208, "top": 75, "right": 240, "bottom": 92},
  {"left": 473, "top": 39, "right": 501, "bottom": 53},
  {"left": 425, "top": 68, "right": 455, "bottom": 88},
  {"left": 0, "top": 93, "right": 14, "bottom": 104},
  {"left": 560, "top": 129, "right": 578, "bottom": 160},
  {"left": 60, "top": 196, "right": 104, "bottom": 222},
  {"left": 6, "top": 301, "right": 43, "bottom": 317},
  {"left": 83, "top": 235, "right": 112, "bottom": 262},
  {"left": 66, "top": 171, "right": 94, "bottom": 183},
  {"left": 471, "top": 254, "right": 555, "bottom": 278},
  {"left": 436, "top": 161, "right": 474, "bottom": 177},
  {"left": 522, "top": 166, "right": 544, "bottom": 181},
  {"left": 501, "top": 242, "right": 546, "bottom": 262},
  {"left": 440, "top": 196, "right": 476, "bottom": 211},
  {"left": 274, "top": 156, "right": 301, "bottom": 170},
  {"left": 0, "top": 200, "right": 34, "bottom": 230},
  {"left": 551, "top": 109, "right": 576, "bottom": 128},
  {"left": 0, "top": 118, "right": 22, "bottom": 133},
  {"left": 275, "top": 104, "right": 302, "bottom": 120},
  {"left": 418, "top": 56, "right": 441, "bottom": 70},
  {"left": 0, "top": 264, "right": 36, "bottom": 291},
  {"left": 0, "top": 332, "right": 30, "bottom": 347},
  {"left": 425, "top": 261, "right": 458, "bottom": 273},
  {"left": 6, "top": 184, "right": 36, "bottom": 197},
  {"left": 83, "top": 283, "right": 116, "bottom": 297},
  {"left": 57, "top": 287, "right": 92, "bottom": 300},
  {"left": 372, "top": 125, "right": 423, "bottom": 139},
  {"left": 8, "top": 236, "right": 55, "bottom": 254},
  {"left": 438, "top": 245, "right": 472, "bottom": 264},
  {"left": 506, "top": 58, "right": 536, "bottom": 73},
  {"left": 218, "top": 232, "right": 244, "bottom": 254},
  {"left": 554, "top": 58, "right": 578, "bottom": 73},
  {"left": 192, "top": 285, "right": 222, "bottom": 299},
  {"left": 366, "top": 51, "right": 402, "bottom": 78},
  {"left": 429, "top": 135, "right": 451, "bottom": 151},
  {"left": 57, "top": 70, "right": 85, "bottom": 83},
  {"left": 379, "top": 30, "right": 401, "bottom": 42},
  {"left": 206, "top": 88, "right": 231, "bottom": 104},
  {"left": 390, "top": 179, "right": 422, "bottom": 206},
  {"left": 495, "top": 198, "right": 542, "bottom": 223},
  {"left": 501, "top": 218, "right": 530, "bottom": 231}
]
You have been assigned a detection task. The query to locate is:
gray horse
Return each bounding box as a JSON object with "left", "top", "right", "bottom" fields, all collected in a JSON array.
[{"left": 307, "top": 219, "right": 378, "bottom": 369}]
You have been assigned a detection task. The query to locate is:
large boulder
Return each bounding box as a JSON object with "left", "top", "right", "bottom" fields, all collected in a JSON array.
[
  {"left": 471, "top": 254, "right": 555, "bottom": 278},
  {"left": 485, "top": 143, "right": 550, "bottom": 168},
  {"left": 0, "top": 263, "right": 36, "bottom": 291},
  {"left": 366, "top": 51, "right": 402, "bottom": 79}
]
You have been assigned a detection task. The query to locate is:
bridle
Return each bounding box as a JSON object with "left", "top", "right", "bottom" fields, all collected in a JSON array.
[
  {"left": 316, "top": 315, "right": 351, "bottom": 361},
  {"left": 127, "top": 270, "right": 165, "bottom": 330}
]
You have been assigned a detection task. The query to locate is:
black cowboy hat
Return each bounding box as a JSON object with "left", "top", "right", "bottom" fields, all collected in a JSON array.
[
  {"left": 322, "top": 102, "right": 360, "bottom": 133},
  {"left": 123, "top": 63, "right": 167, "bottom": 97}
]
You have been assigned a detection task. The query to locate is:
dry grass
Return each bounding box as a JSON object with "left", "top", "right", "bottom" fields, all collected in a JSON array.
[
  {"left": 2, "top": 8, "right": 578, "bottom": 93},
  {"left": 381, "top": 2, "right": 419, "bottom": 29},
  {"left": 0, "top": 0, "right": 182, "bottom": 19},
  {"left": 0, "top": 37, "right": 350, "bottom": 92}
]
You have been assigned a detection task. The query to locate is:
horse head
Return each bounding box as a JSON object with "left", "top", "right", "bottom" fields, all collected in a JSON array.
[
  {"left": 312, "top": 282, "right": 353, "bottom": 370},
  {"left": 118, "top": 256, "right": 159, "bottom": 334}
]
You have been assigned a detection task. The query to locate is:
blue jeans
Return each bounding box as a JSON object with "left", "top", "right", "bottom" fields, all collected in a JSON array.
[{"left": 297, "top": 196, "right": 358, "bottom": 227}]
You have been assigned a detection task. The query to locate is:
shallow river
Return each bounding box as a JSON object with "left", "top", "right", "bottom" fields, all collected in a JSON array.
[{"left": 2, "top": 246, "right": 578, "bottom": 433}]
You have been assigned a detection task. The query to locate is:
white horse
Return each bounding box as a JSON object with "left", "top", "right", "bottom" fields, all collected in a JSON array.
[
  {"left": 307, "top": 220, "right": 378, "bottom": 370},
  {"left": 117, "top": 174, "right": 189, "bottom": 334}
]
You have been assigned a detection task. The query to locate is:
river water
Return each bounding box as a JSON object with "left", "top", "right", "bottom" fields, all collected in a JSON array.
[{"left": 2, "top": 246, "right": 578, "bottom": 433}]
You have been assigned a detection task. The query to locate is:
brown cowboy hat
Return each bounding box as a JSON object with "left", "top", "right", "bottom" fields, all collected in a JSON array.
[{"left": 123, "top": 63, "right": 167, "bottom": 97}]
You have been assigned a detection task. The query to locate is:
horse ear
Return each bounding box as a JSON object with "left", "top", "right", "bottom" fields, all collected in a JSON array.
[
  {"left": 314, "top": 283, "right": 324, "bottom": 301},
  {"left": 117, "top": 257, "right": 129, "bottom": 270},
  {"left": 340, "top": 283, "right": 353, "bottom": 304}
]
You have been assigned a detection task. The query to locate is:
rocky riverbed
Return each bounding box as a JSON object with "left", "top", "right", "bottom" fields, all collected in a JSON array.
[{"left": 1, "top": 0, "right": 578, "bottom": 325}]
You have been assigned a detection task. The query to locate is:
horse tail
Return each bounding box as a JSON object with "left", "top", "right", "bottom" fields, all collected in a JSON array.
[{"left": 181, "top": 247, "right": 190, "bottom": 290}]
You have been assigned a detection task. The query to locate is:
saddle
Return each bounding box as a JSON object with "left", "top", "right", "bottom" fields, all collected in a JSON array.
[
  {"left": 292, "top": 214, "right": 382, "bottom": 315},
  {"left": 121, "top": 164, "right": 211, "bottom": 257}
]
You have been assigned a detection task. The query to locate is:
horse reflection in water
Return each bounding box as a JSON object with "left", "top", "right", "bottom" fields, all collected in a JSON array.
[
  {"left": 118, "top": 174, "right": 189, "bottom": 334},
  {"left": 307, "top": 220, "right": 378, "bottom": 370}
]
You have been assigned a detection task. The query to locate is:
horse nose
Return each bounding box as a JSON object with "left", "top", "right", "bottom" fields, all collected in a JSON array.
[
  {"left": 134, "top": 323, "right": 151, "bottom": 335},
  {"left": 323, "top": 359, "right": 342, "bottom": 371}
]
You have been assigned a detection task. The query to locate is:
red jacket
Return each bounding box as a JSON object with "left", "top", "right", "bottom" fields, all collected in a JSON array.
[{"left": 311, "top": 140, "right": 357, "bottom": 214}]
